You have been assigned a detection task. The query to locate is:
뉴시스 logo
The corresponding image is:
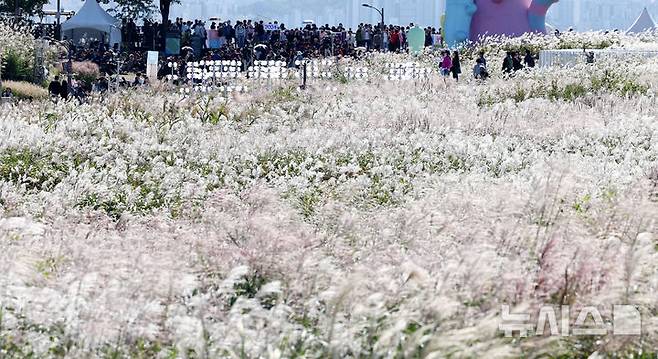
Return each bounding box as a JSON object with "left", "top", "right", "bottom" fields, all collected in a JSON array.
[{"left": 499, "top": 305, "right": 642, "bottom": 337}]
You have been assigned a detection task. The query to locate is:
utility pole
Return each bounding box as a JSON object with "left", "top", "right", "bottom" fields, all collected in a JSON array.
[
  {"left": 0, "top": 50, "right": 4, "bottom": 91},
  {"left": 56, "top": 0, "right": 61, "bottom": 40},
  {"left": 66, "top": 41, "right": 72, "bottom": 95},
  {"left": 112, "top": 25, "right": 122, "bottom": 91},
  {"left": 302, "top": 60, "right": 307, "bottom": 89}
]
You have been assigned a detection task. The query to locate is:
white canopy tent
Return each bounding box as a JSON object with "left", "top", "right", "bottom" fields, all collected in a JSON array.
[
  {"left": 61, "top": 0, "right": 121, "bottom": 46},
  {"left": 627, "top": 7, "right": 657, "bottom": 34}
]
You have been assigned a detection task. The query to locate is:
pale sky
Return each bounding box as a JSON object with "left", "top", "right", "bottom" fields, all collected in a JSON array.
[{"left": 45, "top": 0, "right": 658, "bottom": 31}]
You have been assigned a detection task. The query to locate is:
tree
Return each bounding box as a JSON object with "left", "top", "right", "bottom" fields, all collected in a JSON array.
[
  {"left": 0, "top": 0, "right": 48, "bottom": 16},
  {"left": 158, "top": 0, "right": 180, "bottom": 50},
  {"left": 100, "top": 0, "right": 178, "bottom": 50},
  {"left": 100, "top": 0, "right": 156, "bottom": 20}
]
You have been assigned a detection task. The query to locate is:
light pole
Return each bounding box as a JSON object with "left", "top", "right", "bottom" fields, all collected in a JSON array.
[
  {"left": 110, "top": 24, "right": 122, "bottom": 91},
  {"left": 64, "top": 40, "right": 73, "bottom": 96},
  {"left": 361, "top": 3, "right": 384, "bottom": 31},
  {"left": 294, "top": 58, "right": 310, "bottom": 89},
  {"left": 0, "top": 50, "right": 4, "bottom": 91}
]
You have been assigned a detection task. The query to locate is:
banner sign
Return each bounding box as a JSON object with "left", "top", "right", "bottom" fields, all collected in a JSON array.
[
  {"left": 147, "top": 51, "right": 158, "bottom": 65},
  {"left": 264, "top": 23, "right": 279, "bottom": 31},
  {"left": 165, "top": 37, "right": 180, "bottom": 56},
  {"left": 146, "top": 51, "right": 159, "bottom": 79}
]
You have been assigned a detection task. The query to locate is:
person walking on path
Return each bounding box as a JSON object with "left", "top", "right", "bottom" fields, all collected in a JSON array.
[
  {"left": 524, "top": 49, "right": 536, "bottom": 68},
  {"left": 451, "top": 51, "right": 462, "bottom": 82},
  {"left": 59, "top": 80, "right": 69, "bottom": 100},
  {"left": 440, "top": 50, "right": 452, "bottom": 84},
  {"left": 502, "top": 52, "right": 514, "bottom": 74},
  {"left": 48, "top": 76, "right": 61, "bottom": 100},
  {"left": 477, "top": 51, "right": 487, "bottom": 68}
]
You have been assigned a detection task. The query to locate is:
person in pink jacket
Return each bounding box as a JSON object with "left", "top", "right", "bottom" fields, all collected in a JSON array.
[
  {"left": 440, "top": 51, "right": 453, "bottom": 76},
  {"left": 439, "top": 50, "right": 453, "bottom": 84}
]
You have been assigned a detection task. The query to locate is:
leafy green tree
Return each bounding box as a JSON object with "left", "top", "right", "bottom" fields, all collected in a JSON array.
[
  {"left": 158, "top": 0, "right": 178, "bottom": 49},
  {"left": 100, "top": 0, "right": 178, "bottom": 50},
  {"left": 100, "top": 0, "right": 156, "bottom": 20},
  {"left": 0, "top": 0, "right": 48, "bottom": 16}
]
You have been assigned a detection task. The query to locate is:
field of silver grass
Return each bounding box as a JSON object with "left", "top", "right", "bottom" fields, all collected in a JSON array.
[{"left": 1, "top": 52, "right": 658, "bottom": 358}]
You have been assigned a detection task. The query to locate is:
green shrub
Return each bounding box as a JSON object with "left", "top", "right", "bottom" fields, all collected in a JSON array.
[
  {"left": 1, "top": 51, "right": 33, "bottom": 82},
  {"left": 512, "top": 86, "right": 528, "bottom": 102},
  {"left": 619, "top": 79, "right": 649, "bottom": 97},
  {"left": 478, "top": 69, "right": 648, "bottom": 107}
]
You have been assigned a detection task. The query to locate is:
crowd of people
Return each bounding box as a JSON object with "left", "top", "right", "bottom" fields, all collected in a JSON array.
[
  {"left": 433, "top": 48, "right": 536, "bottom": 83},
  {"left": 46, "top": 73, "right": 153, "bottom": 101},
  {"left": 125, "top": 18, "right": 443, "bottom": 57},
  {"left": 58, "top": 16, "right": 548, "bottom": 85},
  {"left": 21, "top": 16, "right": 548, "bottom": 102},
  {"left": 28, "top": 11, "right": 551, "bottom": 82},
  {"left": 502, "top": 50, "right": 538, "bottom": 74},
  {"left": 60, "top": 18, "right": 444, "bottom": 78}
]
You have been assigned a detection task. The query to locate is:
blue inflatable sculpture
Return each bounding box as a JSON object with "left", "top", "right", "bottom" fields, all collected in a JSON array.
[{"left": 444, "top": 0, "right": 477, "bottom": 47}]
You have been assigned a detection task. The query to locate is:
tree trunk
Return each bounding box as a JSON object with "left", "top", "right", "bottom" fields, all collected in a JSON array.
[{"left": 160, "top": 0, "right": 171, "bottom": 51}]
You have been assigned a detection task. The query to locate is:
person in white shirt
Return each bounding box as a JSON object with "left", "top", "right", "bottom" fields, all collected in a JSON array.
[
  {"left": 194, "top": 22, "right": 206, "bottom": 38},
  {"left": 363, "top": 26, "right": 372, "bottom": 50},
  {"left": 235, "top": 21, "right": 247, "bottom": 48},
  {"left": 347, "top": 29, "right": 356, "bottom": 47},
  {"left": 381, "top": 28, "right": 389, "bottom": 52}
]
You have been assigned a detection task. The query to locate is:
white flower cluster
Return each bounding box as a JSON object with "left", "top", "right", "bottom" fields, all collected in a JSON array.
[
  {"left": 0, "top": 44, "right": 657, "bottom": 357},
  {"left": 0, "top": 21, "right": 35, "bottom": 64}
]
